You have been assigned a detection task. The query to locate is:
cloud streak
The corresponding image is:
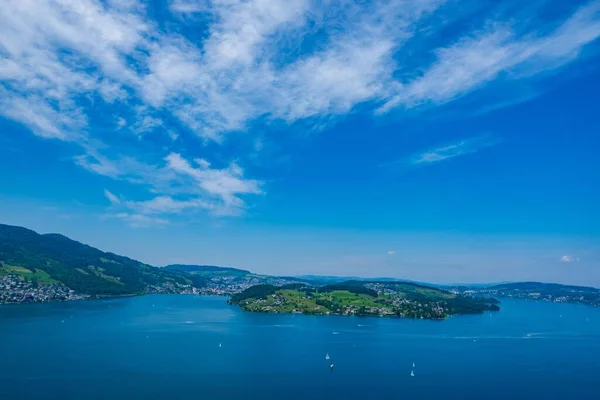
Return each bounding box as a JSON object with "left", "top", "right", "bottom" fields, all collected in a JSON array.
[
  {"left": 410, "top": 134, "right": 502, "bottom": 166},
  {"left": 560, "top": 255, "right": 580, "bottom": 263},
  {"left": 104, "top": 189, "right": 121, "bottom": 205},
  {"left": 378, "top": 1, "right": 600, "bottom": 112}
]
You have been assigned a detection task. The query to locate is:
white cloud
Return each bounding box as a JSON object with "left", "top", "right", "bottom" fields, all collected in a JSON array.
[
  {"left": 203, "top": 0, "right": 310, "bottom": 67},
  {"left": 387, "top": 250, "right": 397, "bottom": 255},
  {"left": 169, "top": 0, "right": 210, "bottom": 14},
  {"left": 167, "top": 130, "right": 180, "bottom": 141},
  {"left": 3, "top": 0, "right": 599, "bottom": 144},
  {"left": 104, "top": 189, "right": 121, "bottom": 205},
  {"left": 2, "top": 0, "right": 600, "bottom": 226},
  {"left": 271, "top": 0, "right": 444, "bottom": 121},
  {"left": 0, "top": 92, "right": 86, "bottom": 141},
  {"left": 126, "top": 196, "right": 206, "bottom": 215},
  {"left": 378, "top": 1, "right": 600, "bottom": 112},
  {"left": 401, "top": 134, "right": 502, "bottom": 166},
  {"left": 109, "top": 212, "right": 169, "bottom": 228},
  {"left": 80, "top": 150, "right": 263, "bottom": 219},
  {"left": 116, "top": 117, "right": 127, "bottom": 129},
  {"left": 132, "top": 115, "right": 163, "bottom": 135},
  {"left": 560, "top": 255, "right": 580, "bottom": 263},
  {"left": 163, "top": 152, "right": 263, "bottom": 215}
]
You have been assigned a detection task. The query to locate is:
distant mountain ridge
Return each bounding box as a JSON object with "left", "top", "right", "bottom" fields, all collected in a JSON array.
[
  {"left": 489, "top": 281, "right": 600, "bottom": 292},
  {"left": 296, "top": 274, "right": 438, "bottom": 286},
  {"left": 465, "top": 281, "right": 600, "bottom": 307},
  {"left": 164, "top": 264, "right": 250, "bottom": 277}
]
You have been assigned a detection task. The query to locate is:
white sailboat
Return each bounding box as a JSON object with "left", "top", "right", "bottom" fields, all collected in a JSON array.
[
  {"left": 410, "top": 369, "right": 415, "bottom": 377},
  {"left": 412, "top": 362, "right": 415, "bottom": 368},
  {"left": 219, "top": 343, "right": 222, "bottom": 348},
  {"left": 325, "top": 353, "right": 330, "bottom": 360}
]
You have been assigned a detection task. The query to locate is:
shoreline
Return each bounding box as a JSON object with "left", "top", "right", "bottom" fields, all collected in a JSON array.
[
  {"left": 3, "top": 291, "right": 598, "bottom": 311},
  {"left": 228, "top": 304, "right": 497, "bottom": 320},
  {"left": 0, "top": 291, "right": 230, "bottom": 307}
]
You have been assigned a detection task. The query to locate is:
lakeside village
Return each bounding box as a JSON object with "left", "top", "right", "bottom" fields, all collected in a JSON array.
[
  {"left": 3, "top": 272, "right": 598, "bottom": 308},
  {"left": 456, "top": 287, "right": 600, "bottom": 307},
  {"left": 0, "top": 274, "right": 202, "bottom": 305},
  {"left": 0, "top": 273, "right": 297, "bottom": 305},
  {"left": 0, "top": 274, "right": 89, "bottom": 304}
]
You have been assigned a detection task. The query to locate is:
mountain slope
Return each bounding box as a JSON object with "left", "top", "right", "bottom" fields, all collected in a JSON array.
[{"left": 0, "top": 223, "right": 207, "bottom": 296}]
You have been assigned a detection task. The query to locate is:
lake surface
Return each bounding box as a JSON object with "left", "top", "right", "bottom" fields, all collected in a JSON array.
[{"left": 1, "top": 295, "right": 599, "bottom": 400}]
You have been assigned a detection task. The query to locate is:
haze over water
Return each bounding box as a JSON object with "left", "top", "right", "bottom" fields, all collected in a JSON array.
[{"left": 1, "top": 295, "right": 599, "bottom": 400}]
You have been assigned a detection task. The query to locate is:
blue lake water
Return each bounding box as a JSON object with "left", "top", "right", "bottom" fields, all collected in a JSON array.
[{"left": 1, "top": 295, "right": 599, "bottom": 399}]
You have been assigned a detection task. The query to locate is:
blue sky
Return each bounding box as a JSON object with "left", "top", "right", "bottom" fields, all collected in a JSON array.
[{"left": 1, "top": 0, "right": 599, "bottom": 285}]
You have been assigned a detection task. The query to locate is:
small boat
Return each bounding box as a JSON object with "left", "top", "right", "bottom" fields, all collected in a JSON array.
[
  {"left": 412, "top": 362, "right": 415, "bottom": 368},
  {"left": 410, "top": 370, "right": 415, "bottom": 377},
  {"left": 325, "top": 353, "right": 330, "bottom": 360},
  {"left": 219, "top": 343, "right": 222, "bottom": 348},
  {"left": 330, "top": 364, "right": 334, "bottom": 371}
]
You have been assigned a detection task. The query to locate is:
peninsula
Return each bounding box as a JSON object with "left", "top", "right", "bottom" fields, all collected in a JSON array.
[{"left": 228, "top": 281, "right": 500, "bottom": 319}]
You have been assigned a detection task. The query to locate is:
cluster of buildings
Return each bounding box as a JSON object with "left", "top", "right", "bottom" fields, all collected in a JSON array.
[
  {"left": 240, "top": 290, "right": 447, "bottom": 318},
  {"left": 0, "top": 274, "right": 89, "bottom": 304},
  {"left": 475, "top": 288, "right": 600, "bottom": 307},
  {"left": 200, "top": 276, "right": 302, "bottom": 296},
  {"left": 243, "top": 294, "right": 287, "bottom": 311},
  {"left": 144, "top": 282, "right": 201, "bottom": 295}
]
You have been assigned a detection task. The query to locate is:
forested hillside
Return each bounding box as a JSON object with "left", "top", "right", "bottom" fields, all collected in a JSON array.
[{"left": 0, "top": 223, "right": 207, "bottom": 296}]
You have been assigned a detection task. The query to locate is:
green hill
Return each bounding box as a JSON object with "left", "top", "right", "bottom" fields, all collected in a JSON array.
[
  {"left": 0, "top": 223, "right": 207, "bottom": 297},
  {"left": 229, "top": 280, "right": 499, "bottom": 319}
]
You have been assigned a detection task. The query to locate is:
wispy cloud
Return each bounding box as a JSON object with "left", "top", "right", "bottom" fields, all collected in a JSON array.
[
  {"left": 108, "top": 212, "right": 170, "bottom": 229},
  {"left": 104, "top": 189, "right": 121, "bottom": 205},
  {"left": 1, "top": 0, "right": 600, "bottom": 226},
  {"left": 90, "top": 151, "right": 263, "bottom": 225},
  {"left": 116, "top": 117, "right": 127, "bottom": 130},
  {"left": 378, "top": 1, "right": 600, "bottom": 113},
  {"left": 410, "top": 134, "right": 502, "bottom": 166},
  {"left": 560, "top": 255, "right": 580, "bottom": 263},
  {"left": 168, "top": 0, "right": 210, "bottom": 14}
]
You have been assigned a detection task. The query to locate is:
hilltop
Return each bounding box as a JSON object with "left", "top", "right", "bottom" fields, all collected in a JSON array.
[{"left": 229, "top": 280, "right": 499, "bottom": 319}]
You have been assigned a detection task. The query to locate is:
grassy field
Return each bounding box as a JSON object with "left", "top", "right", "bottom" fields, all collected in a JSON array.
[
  {"left": 321, "top": 290, "right": 383, "bottom": 307},
  {"left": 240, "top": 289, "right": 394, "bottom": 314},
  {"left": 242, "top": 289, "right": 328, "bottom": 313},
  {"left": 0, "top": 262, "right": 57, "bottom": 284},
  {"left": 87, "top": 266, "right": 124, "bottom": 285}
]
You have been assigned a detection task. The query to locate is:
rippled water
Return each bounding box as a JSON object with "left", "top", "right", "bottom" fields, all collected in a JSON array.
[{"left": 1, "top": 295, "right": 599, "bottom": 399}]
